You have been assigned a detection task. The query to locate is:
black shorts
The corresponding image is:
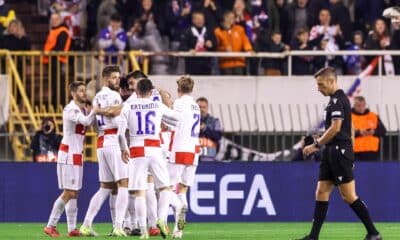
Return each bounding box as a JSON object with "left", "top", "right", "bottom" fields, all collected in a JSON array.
[{"left": 319, "top": 144, "right": 355, "bottom": 185}]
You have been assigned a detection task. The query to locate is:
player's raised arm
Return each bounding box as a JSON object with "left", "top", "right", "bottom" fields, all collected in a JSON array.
[
  {"left": 68, "top": 108, "right": 95, "bottom": 126},
  {"left": 161, "top": 103, "right": 179, "bottom": 127},
  {"left": 94, "top": 104, "right": 123, "bottom": 117}
]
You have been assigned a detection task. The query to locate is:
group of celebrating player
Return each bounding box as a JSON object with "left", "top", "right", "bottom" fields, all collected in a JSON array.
[{"left": 43, "top": 65, "right": 201, "bottom": 239}]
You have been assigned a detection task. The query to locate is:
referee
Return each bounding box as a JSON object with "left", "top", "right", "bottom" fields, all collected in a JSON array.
[{"left": 295, "top": 67, "right": 382, "bottom": 240}]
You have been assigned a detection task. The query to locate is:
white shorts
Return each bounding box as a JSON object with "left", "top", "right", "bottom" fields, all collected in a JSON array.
[
  {"left": 128, "top": 150, "right": 170, "bottom": 191},
  {"left": 97, "top": 145, "right": 128, "bottom": 182},
  {"left": 57, "top": 163, "right": 83, "bottom": 191},
  {"left": 168, "top": 163, "right": 197, "bottom": 187}
]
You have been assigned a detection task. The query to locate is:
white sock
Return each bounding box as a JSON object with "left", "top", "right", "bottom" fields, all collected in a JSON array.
[
  {"left": 127, "top": 195, "right": 136, "bottom": 229},
  {"left": 123, "top": 208, "right": 131, "bottom": 229},
  {"left": 83, "top": 188, "right": 111, "bottom": 228},
  {"left": 47, "top": 196, "right": 66, "bottom": 227},
  {"left": 178, "top": 192, "right": 188, "bottom": 208},
  {"left": 158, "top": 190, "right": 171, "bottom": 223},
  {"left": 65, "top": 198, "right": 78, "bottom": 232},
  {"left": 146, "top": 183, "right": 158, "bottom": 228},
  {"left": 170, "top": 190, "right": 182, "bottom": 210},
  {"left": 115, "top": 187, "right": 129, "bottom": 229},
  {"left": 109, "top": 193, "right": 117, "bottom": 226},
  {"left": 135, "top": 196, "right": 147, "bottom": 230}
]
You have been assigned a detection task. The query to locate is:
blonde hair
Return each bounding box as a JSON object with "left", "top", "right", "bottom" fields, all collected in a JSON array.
[{"left": 177, "top": 75, "right": 195, "bottom": 94}]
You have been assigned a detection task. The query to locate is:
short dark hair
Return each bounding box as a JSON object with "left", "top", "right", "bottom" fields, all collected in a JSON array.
[
  {"left": 69, "top": 81, "right": 85, "bottom": 92},
  {"left": 102, "top": 65, "right": 120, "bottom": 78},
  {"left": 126, "top": 70, "right": 147, "bottom": 80},
  {"left": 119, "top": 76, "right": 128, "bottom": 89},
  {"left": 177, "top": 75, "right": 194, "bottom": 94},
  {"left": 196, "top": 97, "right": 208, "bottom": 104},
  {"left": 354, "top": 96, "right": 366, "bottom": 102},
  {"left": 136, "top": 78, "right": 154, "bottom": 96},
  {"left": 110, "top": 13, "right": 121, "bottom": 22},
  {"left": 192, "top": 11, "right": 204, "bottom": 17},
  {"left": 313, "top": 67, "right": 337, "bottom": 80}
]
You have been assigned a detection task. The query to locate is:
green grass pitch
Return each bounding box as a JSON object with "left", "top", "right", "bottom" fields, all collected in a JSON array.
[{"left": 0, "top": 222, "right": 398, "bottom": 239}]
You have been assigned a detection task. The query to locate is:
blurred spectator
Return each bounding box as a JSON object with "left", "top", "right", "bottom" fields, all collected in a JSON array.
[
  {"left": 352, "top": 96, "right": 386, "bottom": 161},
  {"left": 389, "top": 7, "right": 400, "bottom": 75},
  {"left": 97, "top": 0, "right": 119, "bottom": 34},
  {"left": 365, "top": 18, "right": 394, "bottom": 75},
  {"left": 98, "top": 13, "right": 127, "bottom": 64},
  {"left": 192, "top": 0, "right": 221, "bottom": 31},
  {"left": 1, "top": 19, "right": 30, "bottom": 51},
  {"left": 283, "top": 0, "right": 315, "bottom": 45},
  {"left": 30, "top": 117, "right": 62, "bottom": 163},
  {"left": 128, "top": 0, "right": 168, "bottom": 74},
  {"left": 329, "top": 0, "right": 352, "bottom": 43},
  {"left": 291, "top": 27, "right": 322, "bottom": 75},
  {"left": 275, "top": 0, "right": 289, "bottom": 37},
  {"left": 232, "top": 0, "right": 251, "bottom": 38},
  {"left": 343, "top": 30, "right": 365, "bottom": 75},
  {"left": 310, "top": 8, "right": 345, "bottom": 73},
  {"left": 85, "top": 0, "right": 101, "bottom": 46},
  {"left": 0, "top": 0, "right": 16, "bottom": 38},
  {"left": 196, "top": 97, "right": 222, "bottom": 161},
  {"left": 166, "top": 0, "right": 193, "bottom": 73},
  {"left": 354, "top": 0, "right": 384, "bottom": 33},
  {"left": 258, "top": 31, "right": 289, "bottom": 75},
  {"left": 43, "top": 12, "right": 71, "bottom": 107},
  {"left": 214, "top": 11, "right": 253, "bottom": 75},
  {"left": 59, "top": 0, "right": 86, "bottom": 50},
  {"left": 180, "top": 11, "right": 216, "bottom": 75}
]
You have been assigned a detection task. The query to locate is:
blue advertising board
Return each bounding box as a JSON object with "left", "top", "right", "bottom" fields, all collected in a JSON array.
[{"left": 0, "top": 162, "right": 399, "bottom": 222}]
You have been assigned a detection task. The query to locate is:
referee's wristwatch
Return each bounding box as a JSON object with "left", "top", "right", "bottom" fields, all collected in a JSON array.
[{"left": 314, "top": 139, "right": 321, "bottom": 149}]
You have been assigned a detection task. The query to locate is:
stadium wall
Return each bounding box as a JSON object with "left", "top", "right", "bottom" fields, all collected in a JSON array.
[{"left": 0, "top": 162, "right": 399, "bottom": 222}]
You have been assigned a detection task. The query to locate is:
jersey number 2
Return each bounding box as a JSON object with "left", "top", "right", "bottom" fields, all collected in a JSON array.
[
  {"left": 191, "top": 113, "right": 200, "bottom": 137},
  {"left": 136, "top": 111, "right": 156, "bottom": 135}
]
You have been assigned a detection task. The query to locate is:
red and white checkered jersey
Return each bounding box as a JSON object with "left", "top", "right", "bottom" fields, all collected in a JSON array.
[
  {"left": 93, "top": 86, "right": 123, "bottom": 148},
  {"left": 119, "top": 98, "right": 178, "bottom": 158},
  {"left": 58, "top": 100, "right": 95, "bottom": 166},
  {"left": 170, "top": 95, "right": 201, "bottom": 166}
]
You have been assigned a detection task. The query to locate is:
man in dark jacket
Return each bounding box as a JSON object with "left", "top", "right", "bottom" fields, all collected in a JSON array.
[
  {"left": 180, "top": 11, "right": 216, "bottom": 74},
  {"left": 31, "top": 118, "right": 62, "bottom": 162},
  {"left": 196, "top": 97, "right": 222, "bottom": 161}
]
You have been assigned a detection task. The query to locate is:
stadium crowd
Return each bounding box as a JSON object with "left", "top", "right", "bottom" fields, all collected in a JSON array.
[{"left": 2, "top": 0, "right": 400, "bottom": 75}]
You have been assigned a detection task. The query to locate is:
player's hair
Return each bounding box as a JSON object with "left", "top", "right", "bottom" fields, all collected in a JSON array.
[
  {"left": 126, "top": 70, "right": 147, "bottom": 80},
  {"left": 313, "top": 67, "right": 337, "bottom": 81},
  {"left": 136, "top": 78, "right": 154, "bottom": 96},
  {"left": 177, "top": 75, "right": 194, "bottom": 94},
  {"left": 69, "top": 81, "right": 85, "bottom": 92},
  {"left": 102, "top": 65, "right": 120, "bottom": 78},
  {"left": 196, "top": 97, "right": 208, "bottom": 104},
  {"left": 119, "top": 76, "right": 128, "bottom": 89},
  {"left": 354, "top": 96, "right": 366, "bottom": 102},
  {"left": 110, "top": 13, "right": 122, "bottom": 22},
  {"left": 223, "top": 10, "right": 234, "bottom": 19},
  {"left": 192, "top": 10, "right": 204, "bottom": 17}
]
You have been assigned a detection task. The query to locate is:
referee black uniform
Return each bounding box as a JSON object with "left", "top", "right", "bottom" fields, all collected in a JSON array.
[{"left": 320, "top": 89, "right": 354, "bottom": 185}]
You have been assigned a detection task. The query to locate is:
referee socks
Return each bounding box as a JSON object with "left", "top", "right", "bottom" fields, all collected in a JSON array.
[
  {"left": 350, "top": 198, "right": 379, "bottom": 235},
  {"left": 309, "top": 201, "right": 329, "bottom": 239}
]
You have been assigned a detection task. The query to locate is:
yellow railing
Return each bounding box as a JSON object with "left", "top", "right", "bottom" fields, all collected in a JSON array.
[{"left": 1, "top": 50, "right": 148, "bottom": 161}]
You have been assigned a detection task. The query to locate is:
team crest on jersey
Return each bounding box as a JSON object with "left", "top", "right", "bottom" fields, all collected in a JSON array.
[{"left": 332, "top": 98, "right": 338, "bottom": 104}]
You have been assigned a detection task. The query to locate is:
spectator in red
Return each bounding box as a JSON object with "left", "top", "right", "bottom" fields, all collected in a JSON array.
[
  {"left": 60, "top": 0, "right": 86, "bottom": 50},
  {"left": 43, "top": 12, "right": 71, "bottom": 107},
  {"left": 180, "top": 11, "right": 216, "bottom": 75},
  {"left": 0, "top": 0, "right": 16, "bottom": 38},
  {"left": 214, "top": 11, "right": 253, "bottom": 75}
]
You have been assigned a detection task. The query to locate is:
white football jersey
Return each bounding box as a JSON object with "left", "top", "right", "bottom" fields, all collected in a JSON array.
[
  {"left": 124, "top": 88, "right": 161, "bottom": 104},
  {"left": 93, "top": 86, "right": 123, "bottom": 147},
  {"left": 170, "top": 95, "right": 201, "bottom": 165},
  {"left": 119, "top": 98, "right": 178, "bottom": 156},
  {"left": 58, "top": 100, "right": 95, "bottom": 165}
]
